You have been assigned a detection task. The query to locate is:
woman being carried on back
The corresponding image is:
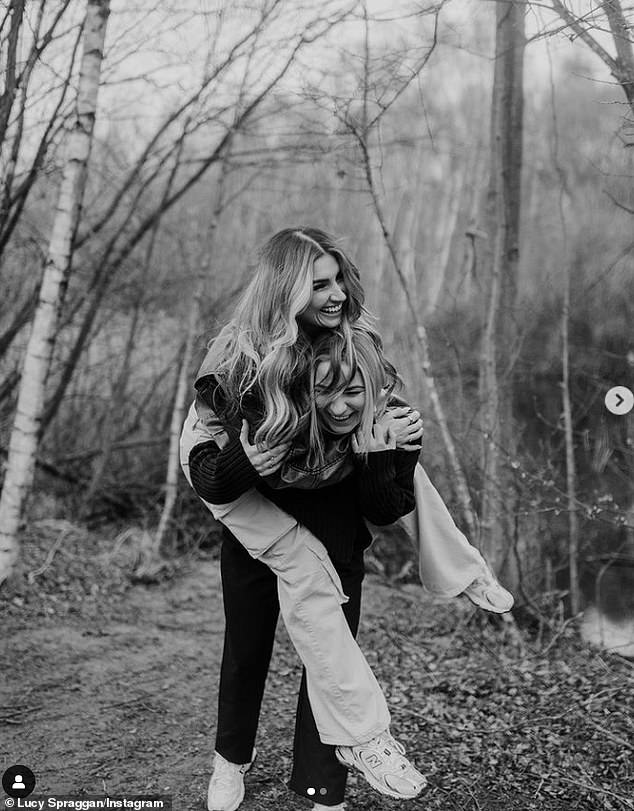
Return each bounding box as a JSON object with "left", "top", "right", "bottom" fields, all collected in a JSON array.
[{"left": 180, "top": 227, "right": 512, "bottom": 811}]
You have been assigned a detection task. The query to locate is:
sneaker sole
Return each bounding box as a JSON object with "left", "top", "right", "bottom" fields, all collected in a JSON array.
[
  {"left": 335, "top": 746, "right": 425, "bottom": 800},
  {"left": 465, "top": 592, "right": 514, "bottom": 613},
  {"left": 208, "top": 783, "right": 244, "bottom": 811}
]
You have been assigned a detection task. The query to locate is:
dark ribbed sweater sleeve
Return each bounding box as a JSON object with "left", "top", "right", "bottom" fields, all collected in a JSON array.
[
  {"left": 357, "top": 449, "right": 419, "bottom": 525},
  {"left": 189, "top": 435, "right": 260, "bottom": 504}
]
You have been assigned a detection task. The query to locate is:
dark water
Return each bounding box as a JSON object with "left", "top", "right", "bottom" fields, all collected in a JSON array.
[{"left": 580, "top": 561, "right": 634, "bottom": 657}]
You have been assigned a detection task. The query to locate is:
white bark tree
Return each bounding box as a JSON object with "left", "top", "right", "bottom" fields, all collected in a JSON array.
[{"left": 0, "top": 0, "right": 110, "bottom": 584}]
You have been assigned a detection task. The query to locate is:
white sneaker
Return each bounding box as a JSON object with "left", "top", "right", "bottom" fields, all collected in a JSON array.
[
  {"left": 335, "top": 731, "right": 426, "bottom": 799},
  {"left": 463, "top": 565, "right": 514, "bottom": 613},
  {"left": 207, "top": 749, "right": 256, "bottom": 811},
  {"left": 313, "top": 804, "right": 346, "bottom": 810}
]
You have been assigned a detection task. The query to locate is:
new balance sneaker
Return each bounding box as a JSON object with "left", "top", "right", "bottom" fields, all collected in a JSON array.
[
  {"left": 207, "top": 749, "right": 256, "bottom": 811},
  {"left": 463, "top": 565, "right": 514, "bottom": 613},
  {"left": 335, "top": 731, "right": 426, "bottom": 800}
]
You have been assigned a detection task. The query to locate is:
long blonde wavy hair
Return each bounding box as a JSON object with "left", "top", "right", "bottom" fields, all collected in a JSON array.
[
  {"left": 306, "top": 323, "right": 401, "bottom": 464},
  {"left": 205, "top": 227, "right": 371, "bottom": 447}
]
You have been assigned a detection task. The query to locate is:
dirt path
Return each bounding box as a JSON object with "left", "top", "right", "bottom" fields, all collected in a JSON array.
[
  {"left": 2, "top": 551, "right": 633, "bottom": 811},
  {"left": 3, "top": 560, "right": 230, "bottom": 806}
]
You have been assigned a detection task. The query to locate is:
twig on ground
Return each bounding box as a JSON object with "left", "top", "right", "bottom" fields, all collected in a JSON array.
[
  {"left": 582, "top": 716, "right": 634, "bottom": 751},
  {"left": 557, "top": 774, "right": 634, "bottom": 809},
  {"left": 0, "top": 703, "right": 43, "bottom": 714},
  {"left": 540, "top": 612, "right": 583, "bottom": 655},
  {"left": 579, "top": 686, "right": 624, "bottom": 707},
  {"left": 464, "top": 782, "right": 483, "bottom": 811},
  {"left": 106, "top": 528, "right": 139, "bottom": 561}
]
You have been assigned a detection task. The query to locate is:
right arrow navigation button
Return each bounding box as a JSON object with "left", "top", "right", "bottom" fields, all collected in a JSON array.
[{"left": 605, "top": 386, "right": 634, "bottom": 416}]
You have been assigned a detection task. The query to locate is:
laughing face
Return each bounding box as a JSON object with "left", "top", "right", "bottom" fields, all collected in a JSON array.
[
  {"left": 297, "top": 253, "right": 347, "bottom": 336},
  {"left": 314, "top": 361, "right": 366, "bottom": 436}
]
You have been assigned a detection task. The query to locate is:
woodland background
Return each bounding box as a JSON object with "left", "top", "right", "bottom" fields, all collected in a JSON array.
[
  {"left": 1, "top": 2, "right": 634, "bottom": 808},
  {"left": 0, "top": 0, "right": 633, "bottom": 630}
]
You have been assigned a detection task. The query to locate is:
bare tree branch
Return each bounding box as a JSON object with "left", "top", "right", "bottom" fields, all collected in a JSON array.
[{"left": 604, "top": 188, "right": 634, "bottom": 213}]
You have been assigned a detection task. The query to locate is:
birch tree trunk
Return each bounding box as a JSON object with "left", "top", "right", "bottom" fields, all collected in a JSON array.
[
  {"left": 552, "top": 135, "right": 580, "bottom": 614},
  {"left": 562, "top": 257, "right": 580, "bottom": 614},
  {"left": 0, "top": 0, "right": 110, "bottom": 584},
  {"left": 478, "top": 1, "right": 525, "bottom": 575}
]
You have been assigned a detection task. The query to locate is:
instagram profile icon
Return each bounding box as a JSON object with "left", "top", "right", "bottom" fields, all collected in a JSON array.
[{"left": 2, "top": 764, "right": 36, "bottom": 799}]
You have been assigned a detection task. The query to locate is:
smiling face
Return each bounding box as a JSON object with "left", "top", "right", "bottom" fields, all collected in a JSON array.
[
  {"left": 314, "top": 361, "right": 366, "bottom": 435},
  {"left": 297, "top": 253, "right": 347, "bottom": 336}
]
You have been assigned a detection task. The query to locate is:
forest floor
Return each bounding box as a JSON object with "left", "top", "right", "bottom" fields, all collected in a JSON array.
[{"left": 1, "top": 522, "right": 633, "bottom": 811}]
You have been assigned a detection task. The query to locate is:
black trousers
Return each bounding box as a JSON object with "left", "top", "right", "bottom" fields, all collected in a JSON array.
[{"left": 215, "top": 530, "right": 365, "bottom": 807}]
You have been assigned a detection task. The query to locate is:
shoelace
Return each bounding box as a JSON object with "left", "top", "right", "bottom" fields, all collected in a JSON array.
[
  {"left": 363, "top": 733, "right": 407, "bottom": 767},
  {"left": 374, "top": 734, "right": 425, "bottom": 785},
  {"left": 372, "top": 732, "right": 405, "bottom": 755}
]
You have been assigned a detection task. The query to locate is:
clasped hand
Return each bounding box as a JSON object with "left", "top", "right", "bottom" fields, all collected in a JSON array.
[
  {"left": 352, "top": 407, "right": 423, "bottom": 454},
  {"left": 239, "top": 419, "right": 291, "bottom": 476}
]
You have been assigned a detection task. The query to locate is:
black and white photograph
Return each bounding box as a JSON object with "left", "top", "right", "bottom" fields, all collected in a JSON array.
[{"left": 1, "top": 1, "right": 633, "bottom": 809}]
